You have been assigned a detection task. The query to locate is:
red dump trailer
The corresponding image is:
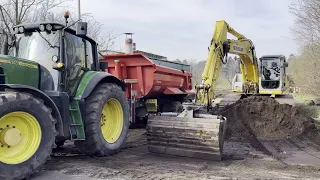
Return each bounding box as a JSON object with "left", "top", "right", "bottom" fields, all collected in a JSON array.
[{"left": 101, "top": 53, "right": 195, "bottom": 126}]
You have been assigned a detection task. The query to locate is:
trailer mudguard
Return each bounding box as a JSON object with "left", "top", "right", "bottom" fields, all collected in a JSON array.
[
  {"left": 0, "top": 84, "right": 64, "bottom": 136},
  {"left": 75, "top": 71, "right": 125, "bottom": 100}
]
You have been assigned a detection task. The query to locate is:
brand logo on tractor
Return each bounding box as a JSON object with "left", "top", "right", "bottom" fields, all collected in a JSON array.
[
  {"left": 233, "top": 46, "right": 244, "bottom": 52},
  {"left": 0, "top": 59, "right": 38, "bottom": 69}
]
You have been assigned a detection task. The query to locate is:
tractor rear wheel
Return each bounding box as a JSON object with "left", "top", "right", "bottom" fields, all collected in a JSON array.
[
  {"left": 0, "top": 92, "right": 56, "bottom": 180},
  {"left": 75, "top": 83, "right": 129, "bottom": 156}
]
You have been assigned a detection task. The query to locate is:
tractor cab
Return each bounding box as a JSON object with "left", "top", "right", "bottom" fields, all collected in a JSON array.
[
  {"left": 9, "top": 19, "right": 99, "bottom": 94},
  {"left": 259, "top": 55, "right": 288, "bottom": 94}
]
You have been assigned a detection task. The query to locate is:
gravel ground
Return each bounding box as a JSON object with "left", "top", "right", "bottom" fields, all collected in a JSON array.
[{"left": 30, "top": 129, "right": 320, "bottom": 180}]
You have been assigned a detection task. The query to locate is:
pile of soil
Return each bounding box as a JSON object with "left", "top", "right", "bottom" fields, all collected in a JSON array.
[{"left": 219, "top": 96, "right": 317, "bottom": 141}]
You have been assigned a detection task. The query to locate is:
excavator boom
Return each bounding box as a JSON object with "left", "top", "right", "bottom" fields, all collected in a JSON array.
[{"left": 197, "top": 20, "right": 259, "bottom": 107}]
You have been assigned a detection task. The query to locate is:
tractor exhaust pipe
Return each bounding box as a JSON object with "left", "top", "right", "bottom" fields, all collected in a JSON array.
[
  {"left": 78, "top": 0, "right": 81, "bottom": 20},
  {"left": 2, "top": 34, "right": 9, "bottom": 55}
]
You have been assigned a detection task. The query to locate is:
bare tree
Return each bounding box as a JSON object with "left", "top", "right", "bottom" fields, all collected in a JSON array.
[
  {"left": 288, "top": 0, "right": 320, "bottom": 95},
  {"left": 65, "top": 12, "right": 120, "bottom": 51},
  {"left": 0, "top": 0, "right": 69, "bottom": 33},
  {"left": 31, "top": 0, "right": 72, "bottom": 22},
  {"left": 289, "top": 0, "right": 320, "bottom": 49},
  {"left": 0, "top": 0, "right": 71, "bottom": 53},
  {"left": 85, "top": 18, "right": 120, "bottom": 51},
  {"left": 0, "top": 0, "right": 119, "bottom": 56}
]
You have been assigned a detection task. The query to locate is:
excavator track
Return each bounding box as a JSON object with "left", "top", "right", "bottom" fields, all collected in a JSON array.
[
  {"left": 146, "top": 114, "right": 227, "bottom": 160},
  {"left": 215, "top": 93, "right": 295, "bottom": 112},
  {"left": 259, "top": 135, "right": 320, "bottom": 166},
  {"left": 273, "top": 94, "right": 295, "bottom": 106},
  {"left": 215, "top": 93, "right": 242, "bottom": 112}
]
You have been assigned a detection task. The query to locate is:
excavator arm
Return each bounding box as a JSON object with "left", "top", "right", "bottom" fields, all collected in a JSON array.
[{"left": 197, "top": 20, "right": 259, "bottom": 106}]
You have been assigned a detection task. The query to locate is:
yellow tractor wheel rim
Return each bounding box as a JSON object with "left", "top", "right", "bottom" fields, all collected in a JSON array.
[
  {"left": 0, "top": 112, "right": 41, "bottom": 164},
  {"left": 101, "top": 98, "right": 123, "bottom": 143}
]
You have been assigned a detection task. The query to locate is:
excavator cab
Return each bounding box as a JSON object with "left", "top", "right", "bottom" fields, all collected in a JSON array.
[
  {"left": 258, "top": 55, "right": 294, "bottom": 105},
  {"left": 259, "top": 55, "right": 288, "bottom": 95}
]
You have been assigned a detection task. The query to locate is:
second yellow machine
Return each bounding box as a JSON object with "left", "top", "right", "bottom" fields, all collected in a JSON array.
[{"left": 146, "top": 20, "right": 293, "bottom": 160}]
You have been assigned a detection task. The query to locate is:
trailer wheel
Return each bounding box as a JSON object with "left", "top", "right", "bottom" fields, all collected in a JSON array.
[
  {"left": 75, "top": 83, "right": 129, "bottom": 156},
  {"left": 0, "top": 92, "right": 56, "bottom": 180},
  {"left": 163, "top": 101, "right": 183, "bottom": 113}
]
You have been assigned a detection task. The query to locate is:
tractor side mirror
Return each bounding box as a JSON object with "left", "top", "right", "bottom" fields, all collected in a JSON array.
[
  {"left": 76, "top": 21, "right": 87, "bottom": 36},
  {"left": 99, "top": 61, "right": 108, "bottom": 71},
  {"left": 283, "top": 62, "right": 289, "bottom": 67}
]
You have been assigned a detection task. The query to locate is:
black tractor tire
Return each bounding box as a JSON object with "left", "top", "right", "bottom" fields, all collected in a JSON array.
[
  {"left": 0, "top": 92, "right": 56, "bottom": 180},
  {"left": 74, "top": 83, "right": 129, "bottom": 156},
  {"left": 162, "top": 101, "right": 183, "bottom": 113}
]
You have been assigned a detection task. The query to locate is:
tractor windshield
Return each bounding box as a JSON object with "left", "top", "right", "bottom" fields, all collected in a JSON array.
[{"left": 12, "top": 31, "right": 60, "bottom": 90}]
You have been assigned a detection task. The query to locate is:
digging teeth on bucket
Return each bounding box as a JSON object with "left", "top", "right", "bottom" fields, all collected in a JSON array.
[{"left": 146, "top": 108, "right": 227, "bottom": 160}]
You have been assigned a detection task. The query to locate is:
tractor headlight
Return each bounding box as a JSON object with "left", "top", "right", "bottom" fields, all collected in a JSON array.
[
  {"left": 39, "top": 24, "right": 45, "bottom": 31},
  {"left": 46, "top": 24, "right": 52, "bottom": 31},
  {"left": 18, "top": 26, "right": 24, "bottom": 33},
  {"left": 52, "top": 55, "right": 59, "bottom": 62},
  {"left": 14, "top": 27, "right": 19, "bottom": 34}
]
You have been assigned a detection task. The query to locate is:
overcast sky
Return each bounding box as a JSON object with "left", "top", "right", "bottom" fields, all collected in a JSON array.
[{"left": 69, "top": 0, "right": 297, "bottom": 61}]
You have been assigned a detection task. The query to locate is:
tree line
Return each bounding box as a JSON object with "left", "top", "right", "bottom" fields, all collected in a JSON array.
[{"left": 288, "top": 0, "right": 320, "bottom": 96}]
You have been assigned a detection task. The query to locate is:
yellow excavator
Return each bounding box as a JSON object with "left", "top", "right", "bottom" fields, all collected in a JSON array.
[{"left": 146, "top": 20, "right": 292, "bottom": 160}]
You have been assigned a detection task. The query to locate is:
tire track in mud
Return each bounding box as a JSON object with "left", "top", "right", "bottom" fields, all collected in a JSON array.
[{"left": 52, "top": 129, "right": 148, "bottom": 158}]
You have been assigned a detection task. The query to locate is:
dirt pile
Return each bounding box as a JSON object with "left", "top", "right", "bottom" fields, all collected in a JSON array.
[{"left": 219, "top": 96, "right": 317, "bottom": 141}]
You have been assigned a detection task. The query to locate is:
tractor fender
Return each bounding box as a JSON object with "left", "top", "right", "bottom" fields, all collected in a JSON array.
[
  {"left": 0, "top": 84, "right": 64, "bottom": 136},
  {"left": 75, "top": 71, "right": 125, "bottom": 100}
]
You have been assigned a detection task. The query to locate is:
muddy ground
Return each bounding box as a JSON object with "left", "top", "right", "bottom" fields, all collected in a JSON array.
[
  {"left": 30, "top": 97, "right": 320, "bottom": 180},
  {"left": 30, "top": 128, "right": 320, "bottom": 180}
]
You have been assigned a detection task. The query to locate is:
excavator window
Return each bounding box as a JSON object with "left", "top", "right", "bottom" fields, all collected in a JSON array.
[{"left": 261, "top": 58, "right": 281, "bottom": 89}]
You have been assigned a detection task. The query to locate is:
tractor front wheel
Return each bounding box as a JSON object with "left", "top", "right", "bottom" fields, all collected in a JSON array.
[
  {"left": 0, "top": 92, "right": 56, "bottom": 180},
  {"left": 75, "top": 83, "right": 129, "bottom": 156}
]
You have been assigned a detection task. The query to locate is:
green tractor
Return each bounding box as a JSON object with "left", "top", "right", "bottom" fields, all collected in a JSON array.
[{"left": 0, "top": 15, "right": 129, "bottom": 180}]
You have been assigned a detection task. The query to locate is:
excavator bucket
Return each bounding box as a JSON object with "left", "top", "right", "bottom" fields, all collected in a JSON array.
[{"left": 146, "top": 109, "right": 227, "bottom": 160}]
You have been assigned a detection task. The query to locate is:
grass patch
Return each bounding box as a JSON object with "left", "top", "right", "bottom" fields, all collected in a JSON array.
[
  {"left": 296, "top": 104, "right": 320, "bottom": 119},
  {"left": 293, "top": 93, "right": 320, "bottom": 119},
  {"left": 293, "top": 93, "right": 318, "bottom": 104}
]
